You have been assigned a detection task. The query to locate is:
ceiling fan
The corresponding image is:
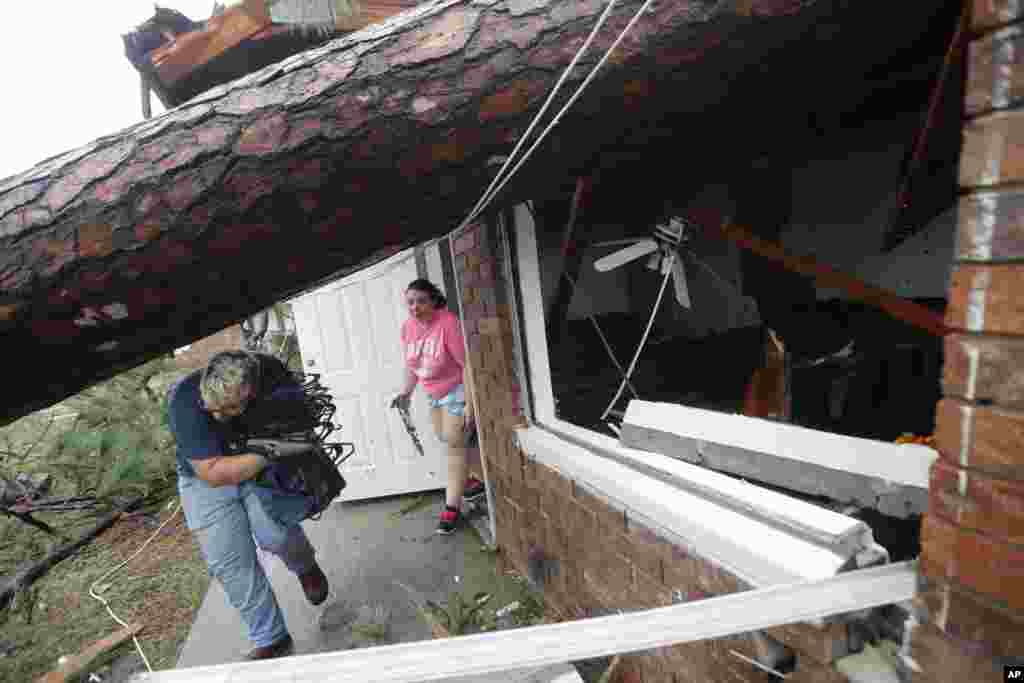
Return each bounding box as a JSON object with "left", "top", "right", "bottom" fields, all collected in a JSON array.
[{"left": 592, "top": 216, "right": 747, "bottom": 310}]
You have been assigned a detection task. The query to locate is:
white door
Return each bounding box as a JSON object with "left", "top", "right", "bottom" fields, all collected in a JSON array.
[{"left": 290, "top": 248, "right": 448, "bottom": 501}]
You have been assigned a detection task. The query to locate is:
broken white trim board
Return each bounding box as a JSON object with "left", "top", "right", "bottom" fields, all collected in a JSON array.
[
  {"left": 623, "top": 401, "right": 935, "bottom": 487},
  {"left": 137, "top": 563, "right": 917, "bottom": 683},
  {"left": 620, "top": 400, "right": 935, "bottom": 516},
  {"left": 517, "top": 427, "right": 855, "bottom": 587},
  {"left": 540, "top": 418, "right": 883, "bottom": 557}
]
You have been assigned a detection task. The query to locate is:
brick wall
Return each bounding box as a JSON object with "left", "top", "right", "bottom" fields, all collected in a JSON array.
[
  {"left": 452, "top": 219, "right": 853, "bottom": 682},
  {"left": 910, "top": 3, "right": 1024, "bottom": 680},
  {"left": 172, "top": 324, "right": 244, "bottom": 370}
]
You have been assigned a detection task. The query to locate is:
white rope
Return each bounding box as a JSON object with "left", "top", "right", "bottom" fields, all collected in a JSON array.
[
  {"left": 457, "top": 0, "right": 657, "bottom": 231},
  {"left": 458, "top": 0, "right": 621, "bottom": 230},
  {"left": 89, "top": 499, "right": 183, "bottom": 675},
  {"left": 600, "top": 250, "right": 675, "bottom": 421}
]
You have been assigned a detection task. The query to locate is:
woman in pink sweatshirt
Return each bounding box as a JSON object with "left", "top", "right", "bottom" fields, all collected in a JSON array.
[{"left": 393, "top": 279, "right": 485, "bottom": 534}]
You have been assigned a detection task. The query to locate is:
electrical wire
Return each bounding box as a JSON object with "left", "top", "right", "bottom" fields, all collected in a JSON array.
[
  {"left": 600, "top": 250, "right": 676, "bottom": 421},
  {"left": 457, "top": 0, "right": 657, "bottom": 231},
  {"left": 458, "top": 0, "right": 621, "bottom": 230},
  {"left": 88, "top": 499, "right": 183, "bottom": 675}
]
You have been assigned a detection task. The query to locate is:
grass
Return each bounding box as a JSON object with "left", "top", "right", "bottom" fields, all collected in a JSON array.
[
  {"left": 0, "top": 499, "right": 210, "bottom": 682},
  {"left": 0, "top": 361, "right": 210, "bottom": 682}
]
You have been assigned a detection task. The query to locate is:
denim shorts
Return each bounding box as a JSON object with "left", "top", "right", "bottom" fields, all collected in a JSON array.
[{"left": 428, "top": 384, "right": 467, "bottom": 417}]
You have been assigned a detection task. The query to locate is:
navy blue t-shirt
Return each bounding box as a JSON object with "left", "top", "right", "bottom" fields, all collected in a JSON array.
[{"left": 167, "top": 370, "right": 225, "bottom": 479}]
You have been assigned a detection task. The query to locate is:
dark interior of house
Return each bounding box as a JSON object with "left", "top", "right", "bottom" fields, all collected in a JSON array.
[{"left": 512, "top": 0, "right": 966, "bottom": 562}]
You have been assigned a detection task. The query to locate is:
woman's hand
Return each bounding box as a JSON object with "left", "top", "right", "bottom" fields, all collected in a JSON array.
[{"left": 390, "top": 392, "right": 411, "bottom": 411}]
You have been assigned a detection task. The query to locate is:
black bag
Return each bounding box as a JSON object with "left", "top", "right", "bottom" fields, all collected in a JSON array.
[
  {"left": 234, "top": 365, "right": 356, "bottom": 520},
  {"left": 247, "top": 437, "right": 348, "bottom": 519}
]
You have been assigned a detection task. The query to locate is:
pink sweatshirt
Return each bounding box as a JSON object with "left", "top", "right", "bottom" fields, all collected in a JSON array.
[{"left": 401, "top": 309, "right": 466, "bottom": 400}]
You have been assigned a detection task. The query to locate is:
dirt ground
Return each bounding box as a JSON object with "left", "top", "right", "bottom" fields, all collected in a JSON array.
[{"left": 0, "top": 503, "right": 210, "bottom": 683}]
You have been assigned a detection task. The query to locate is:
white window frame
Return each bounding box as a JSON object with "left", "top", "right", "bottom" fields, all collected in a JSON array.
[{"left": 508, "top": 202, "right": 935, "bottom": 492}]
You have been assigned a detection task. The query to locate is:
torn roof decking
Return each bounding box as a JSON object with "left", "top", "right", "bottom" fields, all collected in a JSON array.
[
  {"left": 0, "top": 0, "right": 958, "bottom": 425},
  {"left": 134, "top": 0, "right": 423, "bottom": 108}
]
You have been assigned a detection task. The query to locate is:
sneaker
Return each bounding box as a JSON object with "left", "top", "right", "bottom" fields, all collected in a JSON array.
[
  {"left": 245, "top": 634, "right": 294, "bottom": 660},
  {"left": 436, "top": 505, "right": 461, "bottom": 535},
  {"left": 299, "top": 563, "right": 329, "bottom": 606},
  {"left": 463, "top": 477, "right": 486, "bottom": 502}
]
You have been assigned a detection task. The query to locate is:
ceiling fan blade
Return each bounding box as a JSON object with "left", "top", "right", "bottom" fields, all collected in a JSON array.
[
  {"left": 672, "top": 257, "right": 691, "bottom": 308},
  {"left": 594, "top": 240, "right": 658, "bottom": 272}
]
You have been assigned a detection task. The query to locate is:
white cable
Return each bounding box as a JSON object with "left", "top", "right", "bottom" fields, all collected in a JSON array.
[
  {"left": 89, "top": 499, "right": 183, "bottom": 675},
  {"left": 458, "top": 0, "right": 621, "bottom": 231},
  {"left": 600, "top": 250, "right": 675, "bottom": 421},
  {"left": 458, "top": 0, "right": 656, "bottom": 231}
]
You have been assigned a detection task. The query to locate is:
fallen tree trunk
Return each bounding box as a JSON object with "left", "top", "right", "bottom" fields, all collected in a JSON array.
[
  {"left": 0, "top": 0, "right": 950, "bottom": 426},
  {"left": 0, "top": 497, "right": 141, "bottom": 610}
]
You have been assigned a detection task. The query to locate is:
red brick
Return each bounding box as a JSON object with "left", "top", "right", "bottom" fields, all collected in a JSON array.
[
  {"left": 632, "top": 568, "right": 672, "bottom": 609},
  {"left": 763, "top": 622, "right": 849, "bottom": 665},
  {"left": 972, "top": 0, "right": 1024, "bottom": 34},
  {"left": 625, "top": 519, "right": 672, "bottom": 582},
  {"left": 960, "top": 111, "right": 1024, "bottom": 189},
  {"left": 966, "top": 26, "right": 1024, "bottom": 117},
  {"left": 930, "top": 459, "right": 1024, "bottom": 544},
  {"left": 661, "top": 641, "right": 712, "bottom": 682},
  {"left": 916, "top": 577, "right": 1024, "bottom": 660},
  {"left": 943, "top": 333, "right": 1024, "bottom": 410},
  {"left": 935, "top": 398, "right": 1024, "bottom": 479},
  {"left": 946, "top": 264, "right": 1024, "bottom": 335},
  {"left": 920, "top": 514, "right": 1024, "bottom": 610},
  {"left": 907, "top": 623, "right": 1004, "bottom": 682},
  {"left": 573, "top": 482, "right": 628, "bottom": 535},
  {"left": 705, "top": 632, "right": 767, "bottom": 683},
  {"left": 662, "top": 543, "right": 706, "bottom": 596}
]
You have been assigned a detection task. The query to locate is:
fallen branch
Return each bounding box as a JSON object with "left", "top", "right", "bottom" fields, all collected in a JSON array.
[
  {"left": 0, "top": 496, "right": 141, "bottom": 610},
  {"left": 35, "top": 622, "right": 142, "bottom": 683}
]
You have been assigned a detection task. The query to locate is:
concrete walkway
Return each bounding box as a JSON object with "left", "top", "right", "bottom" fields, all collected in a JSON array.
[{"left": 176, "top": 491, "right": 474, "bottom": 668}]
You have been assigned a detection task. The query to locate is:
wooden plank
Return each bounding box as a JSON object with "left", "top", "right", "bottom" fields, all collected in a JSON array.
[
  {"left": 966, "top": 24, "right": 1024, "bottom": 116},
  {"left": 622, "top": 400, "right": 935, "bottom": 489},
  {"left": 943, "top": 333, "right": 1024, "bottom": 408},
  {"left": 972, "top": 0, "right": 1024, "bottom": 34},
  {"left": 959, "top": 109, "right": 1024, "bottom": 188},
  {"left": 920, "top": 514, "right": 1024, "bottom": 611},
  {"left": 956, "top": 189, "right": 1024, "bottom": 262},
  {"left": 934, "top": 398, "right": 1024, "bottom": 479},
  {"left": 916, "top": 577, "right": 1024, "bottom": 661},
  {"left": 945, "top": 263, "right": 1024, "bottom": 335},
  {"left": 36, "top": 622, "right": 142, "bottom": 683},
  {"left": 138, "top": 563, "right": 918, "bottom": 683},
  {"left": 930, "top": 458, "right": 1024, "bottom": 543},
  {"left": 714, "top": 222, "right": 948, "bottom": 337}
]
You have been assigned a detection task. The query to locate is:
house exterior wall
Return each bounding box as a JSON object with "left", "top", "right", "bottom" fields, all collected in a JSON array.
[
  {"left": 172, "top": 325, "right": 244, "bottom": 370},
  {"left": 910, "top": 5, "right": 1024, "bottom": 680},
  {"left": 452, "top": 219, "right": 853, "bottom": 682}
]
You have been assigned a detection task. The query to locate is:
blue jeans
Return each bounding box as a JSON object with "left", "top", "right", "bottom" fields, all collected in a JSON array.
[{"left": 179, "top": 475, "right": 317, "bottom": 647}]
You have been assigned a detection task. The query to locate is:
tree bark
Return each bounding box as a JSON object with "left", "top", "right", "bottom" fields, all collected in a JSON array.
[
  {"left": 0, "top": 497, "right": 141, "bottom": 610},
  {"left": 0, "top": 0, "right": 903, "bottom": 425}
]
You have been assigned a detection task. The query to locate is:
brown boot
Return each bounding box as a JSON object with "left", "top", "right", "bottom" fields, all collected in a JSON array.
[
  {"left": 245, "top": 634, "right": 294, "bottom": 660},
  {"left": 299, "top": 563, "right": 328, "bottom": 605}
]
